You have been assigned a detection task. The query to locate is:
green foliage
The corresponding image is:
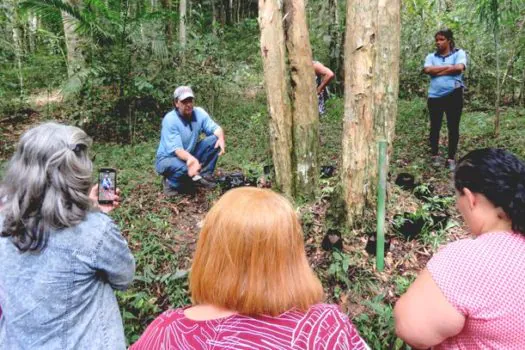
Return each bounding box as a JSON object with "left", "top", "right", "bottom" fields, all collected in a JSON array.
[
  {"left": 328, "top": 250, "right": 351, "bottom": 288},
  {"left": 353, "top": 295, "right": 402, "bottom": 350}
]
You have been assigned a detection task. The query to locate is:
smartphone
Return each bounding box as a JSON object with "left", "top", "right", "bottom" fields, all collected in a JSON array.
[{"left": 98, "top": 168, "right": 117, "bottom": 204}]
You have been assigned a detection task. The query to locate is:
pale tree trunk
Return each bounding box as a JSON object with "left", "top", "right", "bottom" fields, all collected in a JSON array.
[
  {"left": 283, "top": 0, "right": 319, "bottom": 198},
  {"left": 6, "top": 0, "right": 24, "bottom": 96},
  {"left": 341, "top": 0, "right": 377, "bottom": 227},
  {"left": 259, "top": 0, "right": 294, "bottom": 196},
  {"left": 520, "top": 65, "right": 525, "bottom": 106},
  {"left": 62, "top": 0, "right": 85, "bottom": 77},
  {"left": 374, "top": 0, "right": 400, "bottom": 161},
  {"left": 179, "top": 0, "right": 187, "bottom": 50},
  {"left": 494, "top": 27, "right": 501, "bottom": 136},
  {"left": 28, "top": 12, "right": 38, "bottom": 53},
  {"left": 211, "top": 0, "right": 218, "bottom": 35}
]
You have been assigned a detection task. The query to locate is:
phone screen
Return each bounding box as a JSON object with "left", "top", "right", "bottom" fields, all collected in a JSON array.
[{"left": 98, "top": 168, "right": 117, "bottom": 204}]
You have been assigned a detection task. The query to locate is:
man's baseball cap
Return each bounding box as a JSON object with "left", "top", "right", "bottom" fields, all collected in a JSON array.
[{"left": 173, "top": 86, "right": 195, "bottom": 101}]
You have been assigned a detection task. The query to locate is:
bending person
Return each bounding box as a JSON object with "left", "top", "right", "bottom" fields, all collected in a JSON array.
[
  {"left": 0, "top": 122, "right": 135, "bottom": 350},
  {"left": 131, "top": 187, "right": 368, "bottom": 349},
  {"left": 423, "top": 29, "right": 466, "bottom": 171},
  {"left": 395, "top": 148, "right": 525, "bottom": 349},
  {"left": 313, "top": 61, "right": 335, "bottom": 115}
]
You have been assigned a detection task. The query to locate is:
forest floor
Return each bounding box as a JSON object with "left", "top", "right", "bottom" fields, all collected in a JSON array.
[{"left": 1, "top": 94, "right": 524, "bottom": 348}]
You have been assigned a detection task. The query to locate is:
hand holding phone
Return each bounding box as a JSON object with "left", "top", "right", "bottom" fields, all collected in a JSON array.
[{"left": 98, "top": 168, "right": 117, "bottom": 204}]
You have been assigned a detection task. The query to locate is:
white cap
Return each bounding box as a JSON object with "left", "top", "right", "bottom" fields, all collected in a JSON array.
[{"left": 173, "top": 86, "right": 195, "bottom": 101}]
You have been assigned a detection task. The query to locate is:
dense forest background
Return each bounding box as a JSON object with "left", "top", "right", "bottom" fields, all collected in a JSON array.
[{"left": 1, "top": 0, "right": 524, "bottom": 348}]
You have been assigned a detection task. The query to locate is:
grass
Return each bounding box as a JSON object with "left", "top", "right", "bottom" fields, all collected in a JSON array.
[{"left": 2, "top": 92, "right": 525, "bottom": 348}]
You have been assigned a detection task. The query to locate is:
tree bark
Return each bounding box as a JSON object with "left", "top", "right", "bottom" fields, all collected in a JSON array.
[
  {"left": 259, "top": 0, "right": 294, "bottom": 196},
  {"left": 494, "top": 27, "right": 501, "bottom": 136},
  {"left": 341, "top": 0, "right": 377, "bottom": 227},
  {"left": 179, "top": 0, "right": 187, "bottom": 50},
  {"left": 62, "top": 0, "right": 85, "bottom": 77},
  {"left": 374, "top": 0, "right": 400, "bottom": 162},
  {"left": 283, "top": 0, "right": 319, "bottom": 198}
]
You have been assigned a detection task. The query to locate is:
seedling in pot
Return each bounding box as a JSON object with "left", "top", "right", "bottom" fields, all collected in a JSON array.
[
  {"left": 430, "top": 212, "right": 449, "bottom": 228},
  {"left": 320, "top": 165, "right": 336, "bottom": 179},
  {"left": 322, "top": 228, "right": 343, "bottom": 251},
  {"left": 413, "top": 183, "right": 435, "bottom": 201},
  {"left": 395, "top": 173, "right": 416, "bottom": 191},
  {"left": 364, "top": 232, "right": 391, "bottom": 256},
  {"left": 393, "top": 212, "right": 428, "bottom": 241}
]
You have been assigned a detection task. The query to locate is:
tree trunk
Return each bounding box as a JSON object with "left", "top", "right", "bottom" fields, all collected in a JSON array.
[
  {"left": 179, "top": 0, "right": 187, "bottom": 50},
  {"left": 327, "top": 0, "right": 341, "bottom": 94},
  {"left": 341, "top": 0, "right": 377, "bottom": 227},
  {"left": 494, "top": 27, "right": 501, "bottom": 137},
  {"left": 161, "top": 0, "right": 173, "bottom": 47},
  {"left": 211, "top": 0, "right": 218, "bottom": 35},
  {"left": 283, "top": 0, "right": 319, "bottom": 198},
  {"left": 259, "top": 0, "right": 294, "bottom": 196},
  {"left": 28, "top": 12, "right": 38, "bottom": 53},
  {"left": 518, "top": 63, "right": 525, "bottom": 107},
  {"left": 374, "top": 0, "right": 400, "bottom": 161},
  {"left": 6, "top": 0, "right": 24, "bottom": 96},
  {"left": 62, "top": 0, "right": 85, "bottom": 77}
]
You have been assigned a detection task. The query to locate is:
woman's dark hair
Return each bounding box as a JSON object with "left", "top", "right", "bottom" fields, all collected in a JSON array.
[
  {"left": 454, "top": 148, "right": 525, "bottom": 234},
  {"left": 435, "top": 28, "right": 455, "bottom": 50}
]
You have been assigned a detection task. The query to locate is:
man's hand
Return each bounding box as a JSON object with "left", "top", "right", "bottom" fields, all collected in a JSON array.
[
  {"left": 214, "top": 137, "right": 225, "bottom": 156},
  {"left": 89, "top": 184, "right": 121, "bottom": 213},
  {"left": 186, "top": 157, "right": 201, "bottom": 177}
]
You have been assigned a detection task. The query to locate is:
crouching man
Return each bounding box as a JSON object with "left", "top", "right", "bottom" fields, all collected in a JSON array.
[{"left": 155, "top": 86, "right": 225, "bottom": 195}]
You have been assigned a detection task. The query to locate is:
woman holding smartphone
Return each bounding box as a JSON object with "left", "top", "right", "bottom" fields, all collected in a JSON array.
[
  {"left": 0, "top": 122, "right": 135, "bottom": 349},
  {"left": 424, "top": 29, "right": 467, "bottom": 171}
]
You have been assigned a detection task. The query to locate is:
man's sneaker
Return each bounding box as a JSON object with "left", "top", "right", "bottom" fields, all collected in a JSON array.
[
  {"left": 192, "top": 175, "right": 217, "bottom": 189},
  {"left": 163, "top": 178, "right": 180, "bottom": 197},
  {"left": 431, "top": 156, "right": 442, "bottom": 168},
  {"left": 446, "top": 159, "right": 456, "bottom": 172}
]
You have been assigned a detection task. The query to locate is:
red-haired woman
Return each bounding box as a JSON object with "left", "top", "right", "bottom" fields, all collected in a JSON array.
[{"left": 130, "top": 187, "right": 368, "bottom": 349}]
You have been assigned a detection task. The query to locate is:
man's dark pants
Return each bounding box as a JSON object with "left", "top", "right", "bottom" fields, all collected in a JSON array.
[{"left": 155, "top": 135, "right": 219, "bottom": 190}]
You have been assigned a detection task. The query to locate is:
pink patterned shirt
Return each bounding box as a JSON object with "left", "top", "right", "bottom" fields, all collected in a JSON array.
[
  {"left": 130, "top": 303, "right": 368, "bottom": 349},
  {"left": 427, "top": 232, "right": 525, "bottom": 349}
]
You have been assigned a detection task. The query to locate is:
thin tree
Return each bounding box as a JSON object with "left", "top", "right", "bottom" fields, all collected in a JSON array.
[{"left": 374, "top": 0, "right": 401, "bottom": 160}]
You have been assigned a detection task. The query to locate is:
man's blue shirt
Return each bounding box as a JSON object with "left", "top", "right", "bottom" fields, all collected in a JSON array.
[
  {"left": 424, "top": 49, "right": 467, "bottom": 98},
  {"left": 156, "top": 107, "right": 219, "bottom": 161}
]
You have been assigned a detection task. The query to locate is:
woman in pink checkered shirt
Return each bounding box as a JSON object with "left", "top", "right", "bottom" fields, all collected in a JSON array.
[{"left": 395, "top": 148, "right": 525, "bottom": 349}]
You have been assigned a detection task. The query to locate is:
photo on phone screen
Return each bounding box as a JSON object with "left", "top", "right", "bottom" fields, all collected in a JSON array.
[{"left": 98, "top": 168, "right": 117, "bottom": 204}]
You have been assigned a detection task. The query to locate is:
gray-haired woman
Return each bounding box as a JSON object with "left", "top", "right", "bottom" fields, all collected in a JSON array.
[{"left": 0, "top": 122, "right": 135, "bottom": 349}]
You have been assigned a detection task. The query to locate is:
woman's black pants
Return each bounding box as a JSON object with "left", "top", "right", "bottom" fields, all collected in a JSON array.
[{"left": 427, "top": 88, "right": 463, "bottom": 159}]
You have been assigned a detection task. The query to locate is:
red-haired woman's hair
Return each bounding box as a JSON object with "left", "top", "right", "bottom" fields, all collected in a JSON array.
[{"left": 189, "top": 187, "right": 323, "bottom": 316}]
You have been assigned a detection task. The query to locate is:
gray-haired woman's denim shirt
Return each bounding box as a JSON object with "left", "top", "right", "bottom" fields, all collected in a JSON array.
[{"left": 0, "top": 212, "right": 135, "bottom": 349}]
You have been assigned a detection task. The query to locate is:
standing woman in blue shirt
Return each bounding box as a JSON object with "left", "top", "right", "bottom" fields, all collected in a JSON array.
[{"left": 424, "top": 29, "right": 467, "bottom": 170}]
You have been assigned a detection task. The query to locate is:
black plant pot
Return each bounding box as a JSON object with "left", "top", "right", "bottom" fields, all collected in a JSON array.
[
  {"left": 395, "top": 173, "right": 416, "bottom": 190},
  {"left": 321, "top": 229, "right": 343, "bottom": 251},
  {"left": 413, "top": 184, "right": 435, "bottom": 201},
  {"left": 320, "top": 165, "right": 336, "bottom": 179},
  {"left": 394, "top": 212, "right": 426, "bottom": 240},
  {"left": 430, "top": 213, "right": 449, "bottom": 228},
  {"left": 365, "top": 234, "right": 391, "bottom": 256}
]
